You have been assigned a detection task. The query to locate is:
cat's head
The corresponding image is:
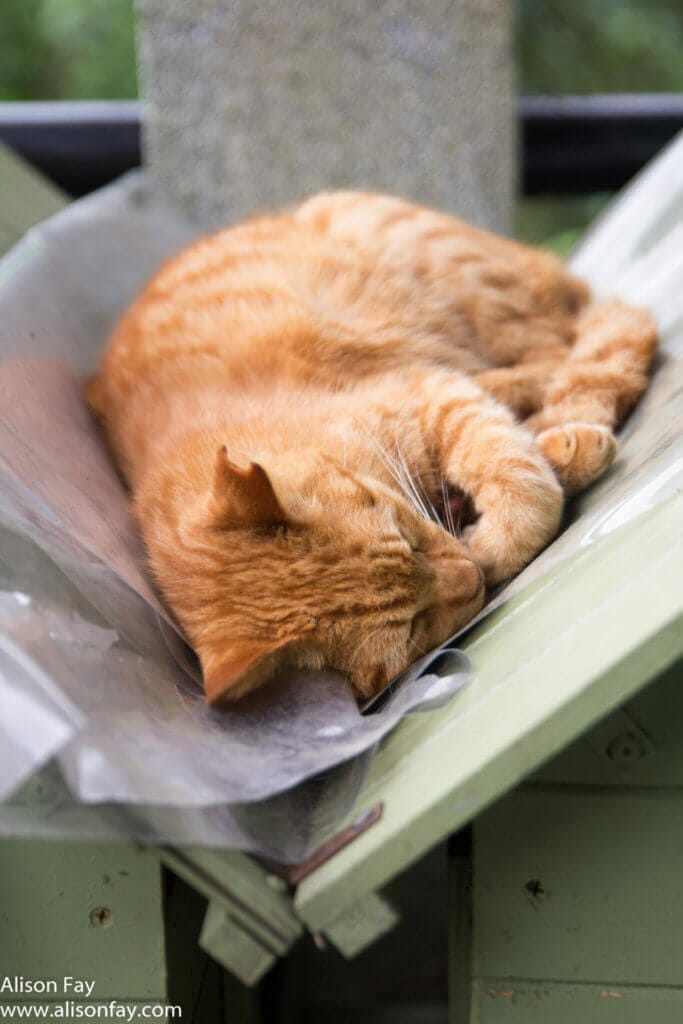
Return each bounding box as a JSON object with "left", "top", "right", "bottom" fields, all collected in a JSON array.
[{"left": 154, "top": 447, "right": 484, "bottom": 703}]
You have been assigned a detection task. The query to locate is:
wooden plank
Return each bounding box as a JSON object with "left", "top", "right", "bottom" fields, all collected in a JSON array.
[
  {"left": 471, "top": 982, "right": 683, "bottom": 1023},
  {"left": 323, "top": 892, "right": 400, "bottom": 958},
  {"left": 0, "top": 839, "right": 166, "bottom": 1001},
  {"left": 531, "top": 657, "right": 683, "bottom": 785},
  {"left": 199, "top": 901, "right": 277, "bottom": 986},
  {"left": 474, "top": 789, "right": 683, "bottom": 986},
  {"left": 160, "top": 846, "right": 302, "bottom": 954},
  {"left": 296, "top": 493, "right": 683, "bottom": 932}
]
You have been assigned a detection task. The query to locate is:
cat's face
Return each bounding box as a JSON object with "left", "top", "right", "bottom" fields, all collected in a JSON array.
[{"left": 162, "top": 449, "right": 484, "bottom": 703}]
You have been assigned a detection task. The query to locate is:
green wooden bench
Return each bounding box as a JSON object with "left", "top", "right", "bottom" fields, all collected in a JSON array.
[{"left": 1, "top": 134, "right": 682, "bottom": 1021}]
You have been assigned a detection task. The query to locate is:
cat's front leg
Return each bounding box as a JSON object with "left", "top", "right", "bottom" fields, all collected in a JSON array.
[{"left": 418, "top": 372, "right": 564, "bottom": 584}]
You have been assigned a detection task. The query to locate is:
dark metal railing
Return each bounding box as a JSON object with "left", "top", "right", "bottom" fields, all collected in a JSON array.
[
  {"left": 522, "top": 94, "right": 683, "bottom": 193},
  {"left": 0, "top": 101, "right": 139, "bottom": 198},
  {"left": 1, "top": 95, "right": 682, "bottom": 198}
]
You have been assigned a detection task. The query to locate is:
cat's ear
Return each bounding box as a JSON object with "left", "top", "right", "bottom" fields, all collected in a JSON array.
[
  {"left": 201, "top": 638, "right": 288, "bottom": 704},
  {"left": 211, "top": 447, "right": 286, "bottom": 527}
]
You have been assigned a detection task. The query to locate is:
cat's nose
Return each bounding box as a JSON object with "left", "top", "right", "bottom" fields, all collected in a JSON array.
[{"left": 455, "top": 559, "right": 485, "bottom": 600}]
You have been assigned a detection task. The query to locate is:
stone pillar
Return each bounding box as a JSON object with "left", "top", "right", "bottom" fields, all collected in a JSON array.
[{"left": 135, "top": 1, "right": 515, "bottom": 233}]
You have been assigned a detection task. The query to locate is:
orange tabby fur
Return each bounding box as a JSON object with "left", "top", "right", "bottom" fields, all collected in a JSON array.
[{"left": 87, "top": 191, "right": 657, "bottom": 702}]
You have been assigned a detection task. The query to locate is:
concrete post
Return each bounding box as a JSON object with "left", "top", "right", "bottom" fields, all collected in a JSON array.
[{"left": 135, "top": 1, "right": 515, "bottom": 233}]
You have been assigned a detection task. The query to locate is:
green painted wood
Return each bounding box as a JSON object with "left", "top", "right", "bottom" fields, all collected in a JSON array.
[
  {"left": 470, "top": 983, "right": 683, "bottom": 1022},
  {"left": 160, "top": 847, "right": 302, "bottom": 957},
  {"left": 0, "top": 144, "right": 67, "bottom": 255},
  {"left": 531, "top": 657, "right": 683, "bottom": 786},
  {"left": 296, "top": 493, "right": 683, "bottom": 932},
  {"left": 199, "top": 901, "right": 277, "bottom": 986},
  {"left": 0, "top": 839, "right": 166, "bottom": 1001},
  {"left": 474, "top": 788, "right": 683, "bottom": 987},
  {"left": 322, "top": 891, "right": 400, "bottom": 959}
]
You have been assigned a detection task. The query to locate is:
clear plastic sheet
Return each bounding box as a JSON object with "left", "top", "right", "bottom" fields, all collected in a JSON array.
[
  {"left": 0, "top": 176, "right": 471, "bottom": 859},
  {"left": 1, "top": 129, "right": 682, "bottom": 858},
  {"left": 0, "top": 630, "right": 81, "bottom": 802}
]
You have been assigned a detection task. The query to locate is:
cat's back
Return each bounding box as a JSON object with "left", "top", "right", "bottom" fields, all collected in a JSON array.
[
  {"left": 92, "top": 189, "right": 586, "bottom": 416},
  {"left": 109, "top": 213, "right": 312, "bottom": 363}
]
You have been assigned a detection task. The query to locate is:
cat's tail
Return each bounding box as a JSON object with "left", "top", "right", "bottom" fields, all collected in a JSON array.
[
  {"left": 565, "top": 298, "right": 658, "bottom": 422},
  {"left": 529, "top": 297, "right": 658, "bottom": 433}
]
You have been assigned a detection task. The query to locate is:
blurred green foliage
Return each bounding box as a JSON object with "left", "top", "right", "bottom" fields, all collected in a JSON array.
[
  {"left": 520, "top": 0, "right": 683, "bottom": 94},
  {"left": 2, "top": 0, "right": 683, "bottom": 102},
  {"left": 517, "top": 194, "right": 612, "bottom": 252},
  {"left": 0, "top": 0, "right": 136, "bottom": 101},
  {"left": 1, "top": 0, "right": 681, "bottom": 245}
]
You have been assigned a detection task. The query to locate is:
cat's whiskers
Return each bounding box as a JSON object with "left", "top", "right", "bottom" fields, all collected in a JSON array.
[
  {"left": 347, "top": 624, "right": 388, "bottom": 673},
  {"left": 440, "top": 475, "right": 457, "bottom": 538},
  {"left": 418, "top": 469, "right": 442, "bottom": 528},
  {"left": 359, "top": 429, "right": 424, "bottom": 517},
  {"left": 393, "top": 434, "right": 443, "bottom": 529},
  {"left": 392, "top": 457, "right": 430, "bottom": 521},
  {"left": 407, "top": 634, "right": 429, "bottom": 657},
  {"left": 390, "top": 431, "right": 429, "bottom": 520}
]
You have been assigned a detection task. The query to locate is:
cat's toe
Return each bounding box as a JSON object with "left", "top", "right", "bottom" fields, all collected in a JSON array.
[{"left": 537, "top": 423, "right": 616, "bottom": 494}]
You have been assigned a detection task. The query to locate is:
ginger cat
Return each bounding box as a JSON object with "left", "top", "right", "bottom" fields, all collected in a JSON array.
[{"left": 87, "top": 191, "right": 657, "bottom": 703}]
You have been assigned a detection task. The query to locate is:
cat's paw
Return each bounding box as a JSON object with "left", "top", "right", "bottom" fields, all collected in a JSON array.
[
  {"left": 463, "top": 479, "right": 563, "bottom": 586},
  {"left": 537, "top": 423, "right": 616, "bottom": 495}
]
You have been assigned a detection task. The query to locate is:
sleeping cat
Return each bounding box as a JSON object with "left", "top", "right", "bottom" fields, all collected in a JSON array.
[{"left": 87, "top": 191, "right": 657, "bottom": 703}]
